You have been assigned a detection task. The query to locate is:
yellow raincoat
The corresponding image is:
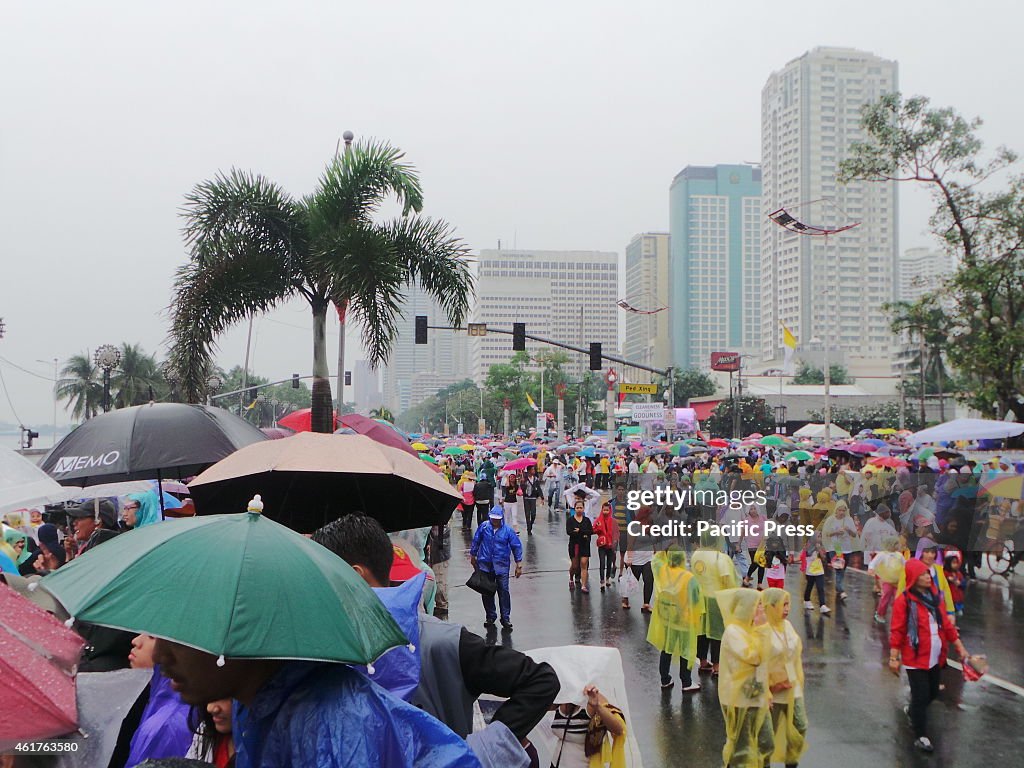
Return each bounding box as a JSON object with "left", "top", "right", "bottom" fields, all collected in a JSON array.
[
  {"left": 797, "top": 488, "right": 815, "bottom": 529},
  {"left": 717, "top": 588, "right": 773, "bottom": 768},
  {"left": 760, "top": 588, "right": 808, "bottom": 765},
  {"left": 812, "top": 487, "right": 834, "bottom": 529},
  {"left": 869, "top": 538, "right": 906, "bottom": 585},
  {"left": 647, "top": 550, "right": 704, "bottom": 666},
  {"left": 690, "top": 533, "right": 739, "bottom": 641}
]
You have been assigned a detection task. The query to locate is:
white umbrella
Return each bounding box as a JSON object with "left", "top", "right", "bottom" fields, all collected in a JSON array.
[
  {"left": 908, "top": 417, "right": 1024, "bottom": 445},
  {"left": 0, "top": 447, "right": 79, "bottom": 517},
  {"left": 792, "top": 422, "right": 852, "bottom": 440}
]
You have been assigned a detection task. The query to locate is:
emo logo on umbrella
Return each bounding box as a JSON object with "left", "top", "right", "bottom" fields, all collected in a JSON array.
[{"left": 52, "top": 451, "right": 122, "bottom": 474}]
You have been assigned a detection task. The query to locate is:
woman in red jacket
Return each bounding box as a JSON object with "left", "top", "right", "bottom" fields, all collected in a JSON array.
[
  {"left": 592, "top": 501, "right": 619, "bottom": 590},
  {"left": 889, "top": 558, "right": 972, "bottom": 753}
]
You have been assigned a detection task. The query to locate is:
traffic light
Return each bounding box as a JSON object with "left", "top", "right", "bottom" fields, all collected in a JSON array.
[
  {"left": 589, "top": 342, "right": 602, "bottom": 371},
  {"left": 512, "top": 322, "right": 526, "bottom": 351},
  {"left": 415, "top": 315, "right": 428, "bottom": 344},
  {"left": 344, "top": 371, "right": 352, "bottom": 386},
  {"left": 292, "top": 374, "right": 300, "bottom": 389}
]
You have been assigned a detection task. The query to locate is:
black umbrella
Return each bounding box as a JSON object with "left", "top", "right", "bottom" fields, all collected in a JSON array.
[{"left": 39, "top": 403, "right": 268, "bottom": 486}]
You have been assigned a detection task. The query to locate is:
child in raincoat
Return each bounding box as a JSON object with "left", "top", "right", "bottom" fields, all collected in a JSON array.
[
  {"left": 690, "top": 531, "right": 738, "bottom": 676},
  {"left": 868, "top": 535, "right": 905, "bottom": 624},
  {"left": 760, "top": 588, "right": 808, "bottom": 767},
  {"left": 647, "top": 548, "right": 704, "bottom": 692},
  {"left": 717, "top": 588, "right": 773, "bottom": 768}
]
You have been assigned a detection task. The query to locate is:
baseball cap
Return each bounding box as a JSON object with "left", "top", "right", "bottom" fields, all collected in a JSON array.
[
  {"left": 488, "top": 506, "right": 504, "bottom": 520},
  {"left": 66, "top": 500, "right": 117, "bottom": 528}
]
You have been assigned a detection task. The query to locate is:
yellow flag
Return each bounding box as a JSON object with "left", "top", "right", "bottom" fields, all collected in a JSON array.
[
  {"left": 782, "top": 324, "right": 797, "bottom": 350},
  {"left": 782, "top": 323, "right": 797, "bottom": 375},
  {"left": 525, "top": 392, "right": 539, "bottom": 412}
]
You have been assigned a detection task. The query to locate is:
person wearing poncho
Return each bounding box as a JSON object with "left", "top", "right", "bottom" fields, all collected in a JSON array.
[
  {"left": 717, "top": 588, "right": 773, "bottom": 768},
  {"left": 647, "top": 548, "right": 704, "bottom": 692},
  {"left": 690, "top": 531, "right": 738, "bottom": 675},
  {"left": 760, "top": 588, "right": 807, "bottom": 767},
  {"left": 868, "top": 536, "right": 906, "bottom": 624}
]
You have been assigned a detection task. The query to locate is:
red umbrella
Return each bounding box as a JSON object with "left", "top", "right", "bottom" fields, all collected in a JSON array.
[
  {"left": 708, "top": 438, "right": 730, "bottom": 448},
  {"left": 503, "top": 457, "right": 537, "bottom": 472},
  {"left": 337, "top": 414, "right": 420, "bottom": 457},
  {"left": 277, "top": 408, "right": 338, "bottom": 432},
  {"left": 0, "top": 582, "right": 85, "bottom": 743}
]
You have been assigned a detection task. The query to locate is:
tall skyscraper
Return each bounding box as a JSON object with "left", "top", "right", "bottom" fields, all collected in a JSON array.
[
  {"left": 381, "top": 283, "right": 469, "bottom": 415},
  {"left": 899, "top": 246, "right": 956, "bottom": 303},
  {"left": 471, "top": 249, "right": 619, "bottom": 382},
  {"left": 352, "top": 360, "right": 382, "bottom": 413},
  {"left": 669, "top": 165, "right": 762, "bottom": 371},
  {"left": 623, "top": 233, "right": 670, "bottom": 377},
  {"left": 761, "top": 47, "right": 899, "bottom": 366}
]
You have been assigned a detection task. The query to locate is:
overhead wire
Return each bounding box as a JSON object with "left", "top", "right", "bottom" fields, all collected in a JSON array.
[
  {"left": 0, "top": 362, "right": 24, "bottom": 425},
  {"left": 0, "top": 354, "right": 55, "bottom": 381}
]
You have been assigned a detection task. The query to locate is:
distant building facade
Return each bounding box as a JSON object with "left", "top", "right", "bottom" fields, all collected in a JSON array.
[
  {"left": 899, "top": 246, "right": 956, "bottom": 303},
  {"left": 761, "top": 47, "right": 899, "bottom": 367},
  {"left": 622, "top": 233, "right": 670, "bottom": 378},
  {"left": 470, "top": 249, "right": 619, "bottom": 382},
  {"left": 352, "top": 360, "right": 382, "bottom": 413},
  {"left": 669, "top": 165, "right": 762, "bottom": 371}
]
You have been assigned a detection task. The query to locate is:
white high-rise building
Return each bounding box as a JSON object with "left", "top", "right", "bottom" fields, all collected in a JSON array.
[
  {"left": 899, "top": 246, "right": 956, "bottom": 303},
  {"left": 761, "top": 47, "right": 899, "bottom": 367},
  {"left": 381, "top": 283, "right": 469, "bottom": 415},
  {"left": 623, "top": 233, "right": 670, "bottom": 377},
  {"left": 471, "top": 249, "right": 619, "bottom": 382},
  {"left": 352, "top": 360, "right": 382, "bottom": 413}
]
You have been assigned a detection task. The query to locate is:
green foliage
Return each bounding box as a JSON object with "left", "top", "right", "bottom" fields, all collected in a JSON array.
[
  {"left": 792, "top": 363, "right": 852, "bottom": 386},
  {"left": 56, "top": 354, "right": 103, "bottom": 421},
  {"left": 168, "top": 140, "right": 472, "bottom": 434},
  {"left": 57, "top": 344, "right": 170, "bottom": 419},
  {"left": 705, "top": 396, "right": 774, "bottom": 438},
  {"left": 840, "top": 92, "right": 1024, "bottom": 421},
  {"left": 807, "top": 402, "right": 921, "bottom": 434},
  {"left": 655, "top": 368, "right": 716, "bottom": 405}
]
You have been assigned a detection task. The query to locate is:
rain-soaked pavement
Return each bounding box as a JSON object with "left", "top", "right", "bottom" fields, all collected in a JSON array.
[{"left": 445, "top": 505, "right": 1023, "bottom": 767}]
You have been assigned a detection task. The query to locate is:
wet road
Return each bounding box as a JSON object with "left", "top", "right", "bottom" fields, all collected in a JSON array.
[{"left": 445, "top": 505, "right": 1023, "bottom": 767}]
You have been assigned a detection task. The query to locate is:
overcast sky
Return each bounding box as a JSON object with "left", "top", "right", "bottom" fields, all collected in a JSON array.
[{"left": 2, "top": 0, "right": 1021, "bottom": 439}]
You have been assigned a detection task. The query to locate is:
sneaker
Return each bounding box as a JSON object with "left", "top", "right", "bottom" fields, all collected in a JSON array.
[
  {"left": 660, "top": 679, "right": 675, "bottom": 690},
  {"left": 873, "top": 613, "right": 887, "bottom": 625},
  {"left": 641, "top": 604, "right": 652, "bottom": 614},
  {"left": 804, "top": 600, "right": 814, "bottom": 610},
  {"left": 839, "top": 592, "right": 848, "bottom": 601},
  {"left": 569, "top": 580, "right": 575, "bottom": 592},
  {"left": 682, "top": 683, "right": 701, "bottom": 693},
  {"left": 914, "top": 736, "right": 934, "bottom": 752},
  {"left": 819, "top": 605, "right": 831, "bottom": 614},
  {"left": 699, "top": 662, "right": 714, "bottom": 673},
  {"left": 581, "top": 586, "right": 590, "bottom": 594}
]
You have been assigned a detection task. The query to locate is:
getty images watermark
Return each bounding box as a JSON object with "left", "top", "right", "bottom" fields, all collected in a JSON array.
[{"left": 624, "top": 488, "right": 817, "bottom": 539}]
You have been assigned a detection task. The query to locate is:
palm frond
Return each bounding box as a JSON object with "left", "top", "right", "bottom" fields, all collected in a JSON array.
[
  {"left": 181, "top": 169, "right": 310, "bottom": 278},
  {"left": 379, "top": 216, "right": 474, "bottom": 327},
  {"left": 167, "top": 240, "right": 303, "bottom": 401},
  {"left": 308, "top": 140, "right": 425, "bottom": 237}
]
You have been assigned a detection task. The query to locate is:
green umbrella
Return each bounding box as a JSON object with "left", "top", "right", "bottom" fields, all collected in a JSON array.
[
  {"left": 916, "top": 447, "right": 935, "bottom": 461},
  {"left": 40, "top": 505, "right": 406, "bottom": 665},
  {"left": 759, "top": 435, "right": 785, "bottom": 446},
  {"left": 419, "top": 453, "right": 438, "bottom": 464},
  {"left": 788, "top": 450, "right": 813, "bottom": 461},
  {"left": 501, "top": 450, "right": 518, "bottom": 460},
  {"left": 442, "top": 446, "right": 466, "bottom": 456}
]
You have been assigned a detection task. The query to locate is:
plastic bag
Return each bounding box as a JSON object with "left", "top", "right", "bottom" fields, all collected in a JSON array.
[{"left": 618, "top": 569, "right": 640, "bottom": 599}]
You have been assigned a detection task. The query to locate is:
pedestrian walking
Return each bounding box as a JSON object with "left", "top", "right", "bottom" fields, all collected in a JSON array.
[
  {"left": 522, "top": 465, "right": 543, "bottom": 535},
  {"left": 760, "top": 588, "right": 808, "bottom": 767},
  {"left": 868, "top": 536, "right": 905, "bottom": 625},
  {"left": 473, "top": 475, "right": 495, "bottom": 527},
  {"left": 821, "top": 500, "right": 861, "bottom": 600},
  {"left": 592, "top": 501, "right": 619, "bottom": 590},
  {"left": 718, "top": 588, "right": 773, "bottom": 768},
  {"left": 800, "top": 539, "right": 830, "bottom": 615},
  {"left": 456, "top": 470, "right": 476, "bottom": 531},
  {"left": 622, "top": 507, "right": 655, "bottom": 612},
  {"left": 648, "top": 548, "right": 704, "bottom": 692},
  {"left": 426, "top": 523, "right": 451, "bottom": 619},
  {"left": 566, "top": 500, "right": 594, "bottom": 593},
  {"left": 502, "top": 473, "right": 522, "bottom": 534},
  {"left": 470, "top": 506, "right": 523, "bottom": 630},
  {"left": 690, "top": 531, "right": 738, "bottom": 676},
  {"left": 889, "top": 559, "right": 973, "bottom": 753}
]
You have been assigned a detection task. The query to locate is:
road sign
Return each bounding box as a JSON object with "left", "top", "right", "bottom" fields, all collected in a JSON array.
[
  {"left": 536, "top": 413, "right": 547, "bottom": 433},
  {"left": 663, "top": 407, "right": 677, "bottom": 428},
  {"left": 618, "top": 382, "right": 658, "bottom": 395},
  {"left": 467, "top": 323, "right": 487, "bottom": 336},
  {"left": 631, "top": 402, "right": 664, "bottom": 422},
  {"left": 554, "top": 383, "right": 567, "bottom": 399}
]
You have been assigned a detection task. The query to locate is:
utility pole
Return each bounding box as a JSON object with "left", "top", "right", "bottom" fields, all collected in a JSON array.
[
  {"left": 918, "top": 331, "right": 927, "bottom": 427},
  {"left": 899, "top": 368, "right": 906, "bottom": 431},
  {"left": 335, "top": 130, "right": 354, "bottom": 414}
]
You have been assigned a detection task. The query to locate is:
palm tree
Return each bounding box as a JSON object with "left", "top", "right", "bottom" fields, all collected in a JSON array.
[
  {"left": 56, "top": 354, "right": 102, "bottom": 421},
  {"left": 369, "top": 406, "right": 395, "bottom": 423},
  {"left": 112, "top": 343, "right": 163, "bottom": 408},
  {"left": 169, "top": 140, "right": 472, "bottom": 433}
]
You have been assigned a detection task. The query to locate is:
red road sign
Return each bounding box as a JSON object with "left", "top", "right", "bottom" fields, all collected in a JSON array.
[{"left": 710, "top": 352, "right": 741, "bottom": 372}]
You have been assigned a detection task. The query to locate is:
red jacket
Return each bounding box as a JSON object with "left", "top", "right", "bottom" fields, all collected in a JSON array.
[
  {"left": 890, "top": 589, "right": 959, "bottom": 669},
  {"left": 592, "top": 513, "right": 619, "bottom": 549}
]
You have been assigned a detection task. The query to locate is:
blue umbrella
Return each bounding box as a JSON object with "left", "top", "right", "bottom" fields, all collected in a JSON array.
[{"left": 578, "top": 447, "right": 596, "bottom": 458}]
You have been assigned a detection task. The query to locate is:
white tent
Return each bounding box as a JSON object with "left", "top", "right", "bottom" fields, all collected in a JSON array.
[
  {"left": 0, "top": 446, "right": 78, "bottom": 517},
  {"left": 908, "top": 418, "right": 1024, "bottom": 445},
  {"left": 792, "top": 422, "right": 852, "bottom": 440}
]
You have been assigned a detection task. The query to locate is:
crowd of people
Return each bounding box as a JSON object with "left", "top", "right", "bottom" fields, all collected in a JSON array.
[{"left": 2, "top": 432, "right": 1019, "bottom": 766}]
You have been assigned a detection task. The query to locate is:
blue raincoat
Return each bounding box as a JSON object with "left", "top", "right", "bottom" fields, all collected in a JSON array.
[
  {"left": 354, "top": 572, "right": 425, "bottom": 701},
  {"left": 126, "top": 491, "right": 166, "bottom": 528},
  {"left": 234, "top": 661, "right": 481, "bottom": 768},
  {"left": 125, "top": 665, "right": 193, "bottom": 767},
  {"left": 470, "top": 517, "right": 522, "bottom": 576}
]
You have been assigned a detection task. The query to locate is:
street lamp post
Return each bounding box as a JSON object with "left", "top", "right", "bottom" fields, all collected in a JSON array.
[
  {"left": 93, "top": 344, "right": 121, "bottom": 413},
  {"left": 773, "top": 403, "right": 788, "bottom": 435},
  {"left": 206, "top": 375, "right": 223, "bottom": 407}
]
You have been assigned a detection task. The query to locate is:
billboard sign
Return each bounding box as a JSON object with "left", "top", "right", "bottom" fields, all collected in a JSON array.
[{"left": 710, "top": 352, "right": 741, "bottom": 372}]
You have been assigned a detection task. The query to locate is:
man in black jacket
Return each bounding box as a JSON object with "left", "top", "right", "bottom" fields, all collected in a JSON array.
[
  {"left": 473, "top": 477, "right": 496, "bottom": 527},
  {"left": 312, "top": 515, "right": 559, "bottom": 767},
  {"left": 521, "top": 466, "right": 543, "bottom": 535}
]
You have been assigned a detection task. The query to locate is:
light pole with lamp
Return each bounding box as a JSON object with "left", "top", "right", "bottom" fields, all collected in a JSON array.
[
  {"left": 206, "top": 374, "right": 222, "bottom": 406},
  {"left": 773, "top": 403, "right": 788, "bottom": 435},
  {"left": 161, "top": 361, "right": 180, "bottom": 403},
  {"left": 94, "top": 344, "right": 121, "bottom": 413}
]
